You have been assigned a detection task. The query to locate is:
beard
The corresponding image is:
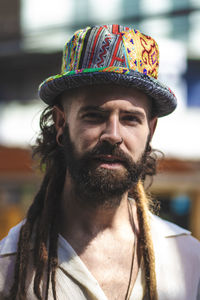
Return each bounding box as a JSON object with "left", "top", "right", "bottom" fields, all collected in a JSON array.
[{"left": 62, "top": 126, "right": 150, "bottom": 208}]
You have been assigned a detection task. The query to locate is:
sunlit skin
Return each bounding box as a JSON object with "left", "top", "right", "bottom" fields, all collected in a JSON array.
[{"left": 53, "top": 84, "right": 157, "bottom": 300}]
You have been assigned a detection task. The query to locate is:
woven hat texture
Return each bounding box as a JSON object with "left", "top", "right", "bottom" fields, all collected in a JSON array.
[{"left": 39, "top": 24, "right": 177, "bottom": 117}]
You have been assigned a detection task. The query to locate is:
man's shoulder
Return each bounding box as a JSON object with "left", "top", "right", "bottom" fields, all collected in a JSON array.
[
  {"left": 0, "top": 223, "right": 24, "bottom": 297},
  {"left": 149, "top": 213, "right": 191, "bottom": 237},
  {"left": 150, "top": 213, "right": 200, "bottom": 258},
  {"left": 0, "top": 221, "right": 24, "bottom": 256},
  {"left": 150, "top": 214, "right": 200, "bottom": 299}
]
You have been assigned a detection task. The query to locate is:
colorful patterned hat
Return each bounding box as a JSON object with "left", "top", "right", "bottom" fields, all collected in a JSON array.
[{"left": 39, "top": 24, "right": 177, "bottom": 117}]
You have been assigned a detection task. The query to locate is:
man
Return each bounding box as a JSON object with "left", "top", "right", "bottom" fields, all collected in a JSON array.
[{"left": 0, "top": 25, "right": 200, "bottom": 300}]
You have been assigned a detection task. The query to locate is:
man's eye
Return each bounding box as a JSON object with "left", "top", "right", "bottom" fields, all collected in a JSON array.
[
  {"left": 83, "top": 113, "right": 104, "bottom": 121},
  {"left": 122, "top": 115, "right": 141, "bottom": 124}
]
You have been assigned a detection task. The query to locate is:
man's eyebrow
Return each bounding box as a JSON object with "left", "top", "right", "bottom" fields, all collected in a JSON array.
[{"left": 78, "top": 105, "right": 108, "bottom": 114}]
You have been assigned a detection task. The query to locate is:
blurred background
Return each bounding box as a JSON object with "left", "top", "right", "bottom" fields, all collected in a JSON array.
[{"left": 0, "top": 0, "right": 200, "bottom": 240}]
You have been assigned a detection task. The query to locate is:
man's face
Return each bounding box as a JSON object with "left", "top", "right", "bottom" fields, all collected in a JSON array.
[{"left": 56, "top": 85, "right": 157, "bottom": 206}]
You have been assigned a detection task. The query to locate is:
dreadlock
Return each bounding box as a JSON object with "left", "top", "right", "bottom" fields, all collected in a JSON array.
[
  {"left": 8, "top": 102, "right": 160, "bottom": 300},
  {"left": 132, "top": 182, "right": 158, "bottom": 300},
  {"left": 128, "top": 146, "right": 159, "bottom": 300},
  {"left": 8, "top": 105, "right": 66, "bottom": 300}
]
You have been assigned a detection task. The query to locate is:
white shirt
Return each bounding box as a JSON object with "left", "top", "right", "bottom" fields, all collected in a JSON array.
[{"left": 0, "top": 214, "right": 200, "bottom": 299}]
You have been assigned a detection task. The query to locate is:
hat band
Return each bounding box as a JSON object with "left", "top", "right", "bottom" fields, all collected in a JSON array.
[{"left": 41, "top": 66, "right": 142, "bottom": 86}]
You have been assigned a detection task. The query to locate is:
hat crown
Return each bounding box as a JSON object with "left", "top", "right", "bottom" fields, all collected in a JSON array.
[
  {"left": 39, "top": 24, "right": 176, "bottom": 117},
  {"left": 61, "top": 24, "right": 159, "bottom": 79}
]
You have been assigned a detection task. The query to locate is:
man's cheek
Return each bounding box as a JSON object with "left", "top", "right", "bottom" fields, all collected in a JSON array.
[{"left": 80, "top": 136, "right": 99, "bottom": 152}]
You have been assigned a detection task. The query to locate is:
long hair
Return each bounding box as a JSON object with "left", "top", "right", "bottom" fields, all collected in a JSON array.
[{"left": 9, "top": 104, "right": 159, "bottom": 300}]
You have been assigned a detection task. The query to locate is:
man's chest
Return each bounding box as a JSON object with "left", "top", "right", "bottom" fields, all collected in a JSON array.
[{"left": 78, "top": 237, "right": 139, "bottom": 300}]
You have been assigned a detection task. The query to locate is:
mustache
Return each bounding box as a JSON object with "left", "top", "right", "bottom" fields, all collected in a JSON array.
[{"left": 79, "top": 140, "right": 135, "bottom": 169}]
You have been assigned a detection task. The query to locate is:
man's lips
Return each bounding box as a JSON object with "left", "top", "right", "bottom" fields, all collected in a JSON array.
[{"left": 92, "top": 154, "right": 125, "bottom": 164}]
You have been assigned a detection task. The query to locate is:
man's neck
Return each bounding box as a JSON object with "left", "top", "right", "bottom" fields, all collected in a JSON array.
[{"left": 59, "top": 175, "right": 139, "bottom": 254}]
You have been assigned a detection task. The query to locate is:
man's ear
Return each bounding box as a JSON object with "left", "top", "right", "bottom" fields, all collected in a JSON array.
[
  {"left": 53, "top": 106, "right": 66, "bottom": 145},
  {"left": 149, "top": 117, "right": 158, "bottom": 140}
]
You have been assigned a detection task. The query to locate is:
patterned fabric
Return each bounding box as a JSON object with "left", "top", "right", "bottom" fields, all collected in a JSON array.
[
  {"left": 60, "top": 25, "right": 159, "bottom": 79},
  {"left": 39, "top": 24, "right": 177, "bottom": 118}
]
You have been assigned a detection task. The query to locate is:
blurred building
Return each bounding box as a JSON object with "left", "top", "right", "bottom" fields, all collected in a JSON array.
[{"left": 0, "top": 0, "right": 200, "bottom": 239}]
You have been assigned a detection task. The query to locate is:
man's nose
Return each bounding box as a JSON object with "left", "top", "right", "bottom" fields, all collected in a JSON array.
[{"left": 99, "top": 116, "right": 123, "bottom": 145}]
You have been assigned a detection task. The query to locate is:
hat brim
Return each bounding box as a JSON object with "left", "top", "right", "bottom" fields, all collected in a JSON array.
[{"left": 39, "top": 67, "right": 177, "bottom": 117}]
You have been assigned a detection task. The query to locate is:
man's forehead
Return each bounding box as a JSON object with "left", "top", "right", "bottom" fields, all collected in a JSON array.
[{"left": 61, "top": 84, "right": 152, "bottom": 113}]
